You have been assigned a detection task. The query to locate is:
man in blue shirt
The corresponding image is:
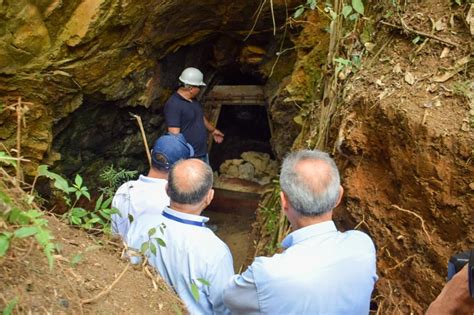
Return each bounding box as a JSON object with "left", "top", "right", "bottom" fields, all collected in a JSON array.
[
  {"left": 126, "top": 158, "right": 234, "bottom": 314},
  {"left": 223, "top": 150, "right": 378, "bottom": 314},
  {"left": 164, "top": 67, "right": 224, "bottom": 163}
]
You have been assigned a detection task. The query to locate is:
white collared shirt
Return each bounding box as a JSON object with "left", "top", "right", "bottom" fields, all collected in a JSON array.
[
  {"left": 126, "top": 207, "right": 234, "bottom": 315},
  {"left": 111, "top": 175, "right": 169, "bottom": 239},
  {"left": 223, "top": 221, "right": 378, "bottom": 315}
]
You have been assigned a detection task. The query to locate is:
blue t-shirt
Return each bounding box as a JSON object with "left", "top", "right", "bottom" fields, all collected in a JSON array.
[{"left": 163, "top": 92, "right": 208, "bottom": 156}]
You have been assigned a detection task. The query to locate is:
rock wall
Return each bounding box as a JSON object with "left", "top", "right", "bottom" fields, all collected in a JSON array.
[{"left": 0, "top": 0, "right": 296, "bottom": 175}]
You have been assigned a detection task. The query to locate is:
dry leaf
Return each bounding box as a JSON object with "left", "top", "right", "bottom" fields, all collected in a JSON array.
[
  {"left": 440, "top": 47, "right": 450, "bottom": 59},
  {"left": 433, "top": 56, "right": 470, "bottom": 82},
  {"left": 375, "top": 79, "right": 384, "bottom": 87},
  {"left": 434, "top": 19, "right": 447, "bottom": 31},
  {"left": 404, "top": 72, "right": 415, "bottom": 85},
  {"left": 467, "top": 4, "right": 474, "bottom": 36},
  {"left": 364, "top": 42, "right": 376, "bottom": 52},
  {"left": 393, "top": 63, "right": 402, "bottom": 74},
  {"left": 434, "top": 99, "right": 442, "bottom": 107}
]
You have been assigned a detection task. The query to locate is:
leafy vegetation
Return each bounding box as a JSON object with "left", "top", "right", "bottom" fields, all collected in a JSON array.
[
  {"left": 99, "top": 165, "right": 138, "bottom": 198},
  {"left": 0, "top": 152, "right": 56, "bottom": 269}
]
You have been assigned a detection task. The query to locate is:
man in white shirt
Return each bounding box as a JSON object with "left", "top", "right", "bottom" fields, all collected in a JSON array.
[
  {"left": 126, "top": 159, "right": 234, "bottom": 314},
  {"left": 223, "top": 149, "right": 378, "bottom": 314},
  {"left": 111, "top": 133, "right": 194, "bottom": 239}
]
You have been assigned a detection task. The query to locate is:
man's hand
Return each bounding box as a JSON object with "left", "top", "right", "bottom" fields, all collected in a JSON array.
[
  {"left": 212, "top": 129, "right": 224, "bottom": 144},
  {"left": 426, "top": 265, "right": 474, "bottom": 315}
]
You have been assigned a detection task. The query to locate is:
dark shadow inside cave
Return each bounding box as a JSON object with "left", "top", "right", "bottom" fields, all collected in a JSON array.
[{"left": 209, "top": 104, "right": 273, "bottom": 171}]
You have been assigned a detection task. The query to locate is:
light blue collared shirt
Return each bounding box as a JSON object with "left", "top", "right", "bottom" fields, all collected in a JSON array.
[
  {"left": 223, "top": 221, "right": 378, "bottom": 315},
  {"left": 111, "top": 175, "right": 169, "bottom": 239},
  {"left": 126, "top": 207, "right": 234, "bottom": 315}
]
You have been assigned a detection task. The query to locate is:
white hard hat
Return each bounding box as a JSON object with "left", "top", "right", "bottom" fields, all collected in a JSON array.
[{"left": 178, "top": 67, "right": 206, "bottom": 86}]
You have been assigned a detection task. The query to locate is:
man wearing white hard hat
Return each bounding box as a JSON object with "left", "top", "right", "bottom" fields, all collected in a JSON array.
[{"left": 164, "top": 67, "right": 224, "bottom": 164}]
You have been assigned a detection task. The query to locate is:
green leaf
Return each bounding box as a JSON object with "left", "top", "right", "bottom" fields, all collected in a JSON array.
[
  {"left": 342, "top": 5, "right": 353, "bottom": 17},
  {"left": 197, "top": 278, "right": 211, "bottom": 286},
  {"left": 71, "top": 208, "right": 88, "bottom": 218},
  {"left": 128, "top": 213, "right": 134, "bottom": 223},
  {"left": 190, "top": 282, "right": 200, "bottom": 302},
  {"left": 412, "top": 36, "right": 421, "bottom": 44},
  {"left": 155, "top": 237, "right": 166, "bottom": 247},
  {"left": 2, "top": 296, "right": 18, "bottom": 315},
  {"left": 148, "top": 227, "right": 157, "bottom": 237},
  {"left": 309, "top": 0, "right": 317, "bottom": 10},
  {"left": 101, "top": 196, "right": 113, "bottom": 209},
  {"left": 352, "top": 0, "right": 364, "bottom": 14},
  {"left": 70, "top": 253, "right": 83, "bottom": 267},
  {"left": 108, "top": 207, "right": 120, "bottom": 215},
  {"left": 0, "top": 151, "right": 17, "bottom": 167},
  {"left": 81, "top": 189, "right": 90, "bottom": 201},
  {"left": 150, "top": 242, "right": 157, "bottom": 256},
  {"left": 294, "top": 6, "right": 305, "bottom": 18},
  {"left": 329, "top": 9, "right": 337, "bottom": 20},
  {"left": 95, "top": 194, "right": 104, "bottom": 211},
  {"left": 74, "top": 174, "right": 83, "bottom": 187},
  {"left": 71, "top": 216, "right": 82, "bottom": 225},
  {"left": 14, "top": 226, "right": 38, "bottom": 238},
  {"left": 0, "top": 189, "right": 11, "bottom": 204},
  {"left": 0, "top": 234, "right": 11, "bottom": 256},
  {"left": 348, "top": 12, "right": 359, "bottom": 21},
  {"left": 140, "top": 242, "right": 149, "bottom": 254},
  {"left": 37, "top": 165, "right": 70, "bottom": 194}
]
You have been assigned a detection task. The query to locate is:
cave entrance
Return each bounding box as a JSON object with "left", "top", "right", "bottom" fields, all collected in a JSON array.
[{"left": 203, "top": 85, "right": 274, "bottom": 269}]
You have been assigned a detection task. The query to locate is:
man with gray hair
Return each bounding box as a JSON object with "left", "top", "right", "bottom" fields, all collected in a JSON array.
[
  {"left": 223, "top": 149, "right": 377, "bottom": 314},
  {"left": 126, "top": 159, "right": 234, "bottom": 314}
]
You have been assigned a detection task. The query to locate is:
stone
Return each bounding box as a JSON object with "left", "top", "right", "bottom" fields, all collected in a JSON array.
[
  {"left": 238, "top": 162, "right": 255, "bottom": 181},
  {"left": 241, "top": 151, "right": 270, "bottom": 173}
]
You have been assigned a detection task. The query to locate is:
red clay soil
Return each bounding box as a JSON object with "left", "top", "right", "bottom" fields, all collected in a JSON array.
[
  {"left": 0, "top": 215, "right": 185, "bottom": 314},
  {"left": 333, "top": 1, "right": 473, "bottom": 313}
]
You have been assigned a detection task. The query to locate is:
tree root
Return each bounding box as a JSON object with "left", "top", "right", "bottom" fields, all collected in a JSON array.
[
  {"left": 81, "top": 263, "right": 130, "bottom": 305},
  {"left": 391, "top": 204, "right": 432, "bottom": 244},
  {"left": 380, "top": 18, "right": 459, "bottom": 47}
]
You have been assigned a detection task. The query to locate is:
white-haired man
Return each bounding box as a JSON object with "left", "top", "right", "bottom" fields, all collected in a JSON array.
[{"left": 223, "top": 149, "right": 378, "bottom": 314}]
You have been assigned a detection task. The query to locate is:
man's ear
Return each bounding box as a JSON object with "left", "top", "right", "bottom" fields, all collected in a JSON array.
[
  {"left": 334, "top": 185, "right": 344, "bottom": 208},
  {"left": 280, "top": 191, "right": 289, "bottom": 214},
  {"left": 206, "top": 188, "right": 215, "bottom": 205},
  {"left": 165, "top": 183, "right": 170, "bottom": 197}
]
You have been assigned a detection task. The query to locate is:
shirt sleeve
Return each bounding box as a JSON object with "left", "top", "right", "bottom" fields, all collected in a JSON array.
[
  {"left": 164, "top": 99, "right": 181, "bottom": 128},
  {"left": 206, "top": 250, "right": 235, "bottom": 315},
  {"left": 223, "top": 265, "right": 260, "bottom": 315}
]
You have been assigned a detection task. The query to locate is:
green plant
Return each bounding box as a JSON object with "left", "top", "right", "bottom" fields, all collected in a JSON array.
[
  {"left": 190, "top": 278, "right": 211, "bottom": 302},
  {"left": 99, "top": 165, "right": 138, "bottom": 198},
  {"left": 140, "top": 224, "right": 167, "bottom": 256},
  {"left": 293, "top": 0, "right": 364, "bottom": 21},
  {"left": 0, "top": 151, "right": 56, "bottom": 269},
  {"left": 2, "top": 296, "right": 18, "bottom": 315},
  {"left": 36, "top": 165, "right": 119, "bottom": 233}
]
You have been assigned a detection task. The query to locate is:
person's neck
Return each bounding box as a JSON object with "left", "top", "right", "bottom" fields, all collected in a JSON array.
[
  {"left": 177, "top": 88, "right": 193, "bottom": 102},
  {"left": 290, "top": 210, "right": 333, "bottom": 231},
  {"left": 169, "top": 201, "right": 203, "bottom": 216},
  {"left": 147, "top": 168, "right": 168, "bottom": 180}
]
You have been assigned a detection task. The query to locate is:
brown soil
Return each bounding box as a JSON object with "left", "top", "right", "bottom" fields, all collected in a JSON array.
[
  {"left": 333, "top": 0, "right": 473, "bottom": 313},
  {"left": 0, "top": 215, "right": 185, "bottom": 314},
  {"left": 205, "top": 209, "right": 255, "bottom": 272}
]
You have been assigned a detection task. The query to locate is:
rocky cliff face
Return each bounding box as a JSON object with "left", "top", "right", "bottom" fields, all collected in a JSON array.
[{"left": 0, "top": 0, "right": 300, "bottom": 176}]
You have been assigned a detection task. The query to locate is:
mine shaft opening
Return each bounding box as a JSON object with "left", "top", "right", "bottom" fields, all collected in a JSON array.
[
  {"left": 209, "top": 104, "right": 273, "bottom": 170},
  {"left": 203, "top": 85, "right": 275, "bottom": 269}
]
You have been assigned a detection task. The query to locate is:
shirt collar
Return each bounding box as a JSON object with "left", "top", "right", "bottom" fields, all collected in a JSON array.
[
  {"left": 174, "top": 91, "right": 193, "bottom": 103},
  {"left": 281, "top": 221, "right": 337, "bottom": 249},
  {"left": 138, "top": 174, "right": 167, "bottom": 184},
  {"left": 163, "top": 207, "right": 209, "bottom": 225}
]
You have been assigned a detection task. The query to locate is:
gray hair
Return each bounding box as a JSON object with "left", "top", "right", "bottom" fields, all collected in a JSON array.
[
  {"left": 167, "top": 159, "right": 213, "bottom": 204},
  {"left": 280, "top": 150, "right": 341, "bottom": 216}
]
